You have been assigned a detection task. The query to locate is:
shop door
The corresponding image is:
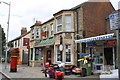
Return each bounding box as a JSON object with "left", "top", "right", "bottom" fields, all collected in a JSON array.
[
  {"left": 104, "top": 47, "right": 113, "bottom": 65},
  {"left": 46, "top": 50, "right": 51, "bottom": 64}
]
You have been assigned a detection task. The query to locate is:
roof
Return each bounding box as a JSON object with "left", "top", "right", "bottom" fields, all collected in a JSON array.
[
  {"left": 30, "top": 18, "right": 54, "bottom": 28},
  {"left": 34, "top": 38, "right": 54, "bottom": 47},
  {"left": 10, "top": 31, "right": 30, "bottom": 42},
  {"left": 53, "top": 9, "right": 73, "bottom": 16}
]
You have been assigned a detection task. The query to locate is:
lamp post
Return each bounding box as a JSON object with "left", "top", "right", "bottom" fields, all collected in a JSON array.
[{"left": 0, "top": 1, "right": 11, "bottom": 69}]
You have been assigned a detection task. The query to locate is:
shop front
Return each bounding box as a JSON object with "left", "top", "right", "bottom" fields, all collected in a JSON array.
[
  {"left": 75, "top": 33, "right": 117, "bottom": 73},
  {"left": 34, "top": 38, "right": 54, "bottom": 67}
]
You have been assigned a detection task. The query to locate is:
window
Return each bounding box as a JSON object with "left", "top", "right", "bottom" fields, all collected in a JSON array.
[
  {"left": 42, "top": 27, "right": 47, "bottom": 39},
  {"left": 56, "top": 45, "right": 62, "bottom": 62},
  {"left": 18, "top": 40, "right": 20, "bottom": 47},
  {"left": 36, "top": 28, "right": 40, "bottom": 39},
  {"left": 15, "top": 41, "right": 17, "bottom": 48},
  {"left": 35, "top": 48, "right": 39, "bottom": 60},
  {"left": 65, "top": 15, "right": 71, "bottom": 31},
  {"left": 50, "top": 23, "right": 54, "bottom": 36},
  {"left": 31, "top": 29, "right": 34, "bottom": 40},
  {"left": 56, "top": 16, "right": 62, "bottom": 33},
  {"left": 65, "top": 44, "right": 71, "bottom": 62}
]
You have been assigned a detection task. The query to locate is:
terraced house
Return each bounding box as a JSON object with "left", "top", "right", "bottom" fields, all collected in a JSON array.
[{"left": 29, "top": 0, "right": 114, "bottom": 67}]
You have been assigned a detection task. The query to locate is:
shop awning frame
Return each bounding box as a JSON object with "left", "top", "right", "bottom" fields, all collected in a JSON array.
[
  {"left": 34, "top": 38, "right": 54, "bottom": 47},
  {"left": 75, "top": 33, "right": 114, "bottom": 43}
]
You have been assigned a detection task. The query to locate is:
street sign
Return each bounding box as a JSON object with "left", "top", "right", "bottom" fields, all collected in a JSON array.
[{"left": 109, "top": 12, "right": 120, "bottom": 30}]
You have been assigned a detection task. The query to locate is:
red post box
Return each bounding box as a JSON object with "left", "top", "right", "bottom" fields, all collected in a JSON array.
[{"left": 10, "top": 56, "right": 17, "bottom": 72}]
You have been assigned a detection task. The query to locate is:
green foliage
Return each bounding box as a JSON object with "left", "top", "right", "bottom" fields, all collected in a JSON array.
[{"left": 8, "top": 42, "right": 13, "bottom": 48}]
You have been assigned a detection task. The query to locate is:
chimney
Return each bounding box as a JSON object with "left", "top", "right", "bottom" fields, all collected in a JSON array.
[
  {"left": 21, "top": 27, "right": 27, "bottom": 35},
  {"left": 35, "top": 20, "right": 42, "bottom": 25}
]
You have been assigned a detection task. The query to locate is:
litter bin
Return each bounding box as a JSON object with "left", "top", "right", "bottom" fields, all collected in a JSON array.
[
  {"left": 81, "top": 63, "right": 92, "bottom": 76},
  {"left": 10, "top": 56, "right": 17, "bottom": 72}
]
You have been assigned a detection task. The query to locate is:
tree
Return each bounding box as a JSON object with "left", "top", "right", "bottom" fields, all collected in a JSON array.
[
  {"left": 8, "top": 42, "right": 13, "bottom": 48},
  {"left": 0, "top": 25, "right": 6, "bottom": 57}
]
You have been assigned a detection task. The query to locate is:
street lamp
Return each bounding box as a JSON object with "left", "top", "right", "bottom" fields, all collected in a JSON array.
[{"left": 0, "top": 1, "right": 11, "bottom": 69}]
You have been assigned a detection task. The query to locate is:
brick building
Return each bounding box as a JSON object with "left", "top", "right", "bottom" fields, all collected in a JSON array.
[{"left": 29, "top": 0, "right": 115, "bottom": 67}]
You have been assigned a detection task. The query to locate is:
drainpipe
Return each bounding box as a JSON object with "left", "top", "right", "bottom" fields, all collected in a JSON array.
[{"left": 76, "top": 10, "right": 80, "bottom": 67}]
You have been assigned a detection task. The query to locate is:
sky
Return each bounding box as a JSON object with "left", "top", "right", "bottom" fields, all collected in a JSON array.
[{"left": 0, "top": 0, "right": 119, "bottom": 41}]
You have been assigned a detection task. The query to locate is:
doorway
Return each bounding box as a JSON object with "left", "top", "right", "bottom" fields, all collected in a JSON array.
[
  {"left": 104, "top": 47, "right": 113, "bottom": 65},
  {"left": 46, "top": 50, "right": 51, "bottom": 64}
]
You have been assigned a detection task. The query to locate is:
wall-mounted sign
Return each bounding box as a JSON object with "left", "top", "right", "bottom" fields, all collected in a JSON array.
[
  {"left": 41, "top": 32, "right": 46, "bottom": 36},
  {"left": 109, "top": 12, "right": 120, "bottom": 30},
  {"left": 106, "top": 40, "right": 116, "bottom": 46}
]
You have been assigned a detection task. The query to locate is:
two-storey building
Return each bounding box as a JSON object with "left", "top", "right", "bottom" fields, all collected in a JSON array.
[
  {"left": 9, "top": 27, "right": 30, "bottom": 64},
  {"left": 29, "top": 0, "right": 114, "bottom": 67}
]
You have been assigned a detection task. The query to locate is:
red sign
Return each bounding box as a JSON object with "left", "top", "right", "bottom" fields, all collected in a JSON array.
[
  {"left": 106, "top": 40, "right": 116, "bottom": 46},
  {"left": 23, "top": 38, "right": 30, "bottom": 46},
  {"left": 27, "top": 46, "right": 30, "bottom": 49},
  {"left": 41, "top": 32, "right": 46, "bottom": 37}
]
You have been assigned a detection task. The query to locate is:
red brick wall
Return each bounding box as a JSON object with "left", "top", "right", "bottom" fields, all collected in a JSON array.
[{"left": 83, "top": 2, "right": 115, "bottom": 38}]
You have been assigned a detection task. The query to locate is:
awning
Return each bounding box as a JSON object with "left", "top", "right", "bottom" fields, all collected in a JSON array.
[
  {"left": 75, "top": 33, "right": 114, "bottom": 43},
  {"left": 34, "top": 38, "right": 54, "bottom": 47}
]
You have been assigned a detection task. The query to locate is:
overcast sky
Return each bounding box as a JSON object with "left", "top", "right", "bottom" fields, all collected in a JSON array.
[{"left": 0, "top": 0, "right": 119, "bottom": 41}]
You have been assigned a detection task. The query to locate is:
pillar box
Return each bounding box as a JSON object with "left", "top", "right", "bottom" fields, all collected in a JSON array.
[{"left": 10, "top": 56, "right": 17, "bottom": 72}]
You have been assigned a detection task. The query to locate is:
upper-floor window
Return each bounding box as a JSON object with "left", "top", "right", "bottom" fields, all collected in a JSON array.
[
  {"left": 56, "top": 16, "right": 62, "bottom": 33},
  {"left": 18, "top": 40, "right": 20, "bottom": 47},
  {"left": 50, "top": 23, "right": 54, "bottom": 36},
  {"left": 31, "top": 29, "right": 34, "bottom": 40},
  {"left": 42, "top": 27, "right": 47, "bottom": 39},
  {"left": 36, "top": 28, "right": 40, "bottom": 39},
  {"left": 65, "top": 15, "right": 71, "bottom": 31}
]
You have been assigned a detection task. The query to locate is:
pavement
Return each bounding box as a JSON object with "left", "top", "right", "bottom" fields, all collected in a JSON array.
[{"left": 0, "top": 63, "right": 99, "bottom": 80}]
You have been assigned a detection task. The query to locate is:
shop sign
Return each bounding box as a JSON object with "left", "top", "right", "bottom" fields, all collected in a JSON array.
[
  {"left": 41, "top": 32, "right": 46, "bottom": 36},
  {"left": 87, "top": 42, "right": 96, "bottom": 46},
  {"left": 75, "top": 33, "right": 114, "bottom": 43},
  {"left": 106, "top": 40, "right": 116, "bottom": 46}
]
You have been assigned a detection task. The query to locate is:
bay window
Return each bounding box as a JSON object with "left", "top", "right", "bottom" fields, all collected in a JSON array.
[
  {"left": 65, "top": 15, "right": 71, "bottom": 31},
  {"left": 56, "top": 16, "right": 62, "bottom": 33},
  {"left": 65, "top": 44, "right": 71, "bottom": 62},
  {"left": 56, "top": 45, "right": 62, "bottom": 62}
]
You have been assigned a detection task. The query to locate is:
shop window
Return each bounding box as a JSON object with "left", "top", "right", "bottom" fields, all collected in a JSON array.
[
  {"left": 31, "top": 48, "right": 33, "bottom": 60},
  {"left": 35, "top": 48, "right": 39, "bottom": 60},
  {"left": 65, "top": 44, "right": 71, "bottom": 63},
  {"left": 56, "top": 45, "right": 62, "bottom": 62}
]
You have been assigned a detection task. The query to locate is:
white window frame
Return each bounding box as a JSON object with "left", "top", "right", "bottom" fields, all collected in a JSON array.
[
  {"left": 42, "top": 27, "right": 47, "bottom": 39},
  {"left": 50, "top": 23, "right": 54, "bottom": 37},
  {"left": 31, "top": 29, "right": 34, "bottom": 40},
  {"left": 65, "top": 15, "right": 71, "bottom": 32},
  {"left": 56, "top": 16, "right": 62, "bottom": 33},
  {"left": 65, "top": 44, "right": 71, "bottom": 63},
  {"left": 36, "top": 28, "right": 40, "bottom": 39},
  {"left": 56, "top": 45, "right": 62, "bottom": 63}
]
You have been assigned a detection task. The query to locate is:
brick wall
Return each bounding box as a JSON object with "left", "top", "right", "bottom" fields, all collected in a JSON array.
[{"left": 83, "top": 2, "right": 115, "bottom": 38}]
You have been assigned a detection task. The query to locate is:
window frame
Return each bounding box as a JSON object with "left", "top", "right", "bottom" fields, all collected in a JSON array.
[
  {"left": 65, "top": 15, "right": 72, "bottom": 32},
  {"left": 56, "top": 16, "right": 62, "bottom": 33},
  {"left": 65, "top": 44, "right": 71, "bottom": 63}
]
